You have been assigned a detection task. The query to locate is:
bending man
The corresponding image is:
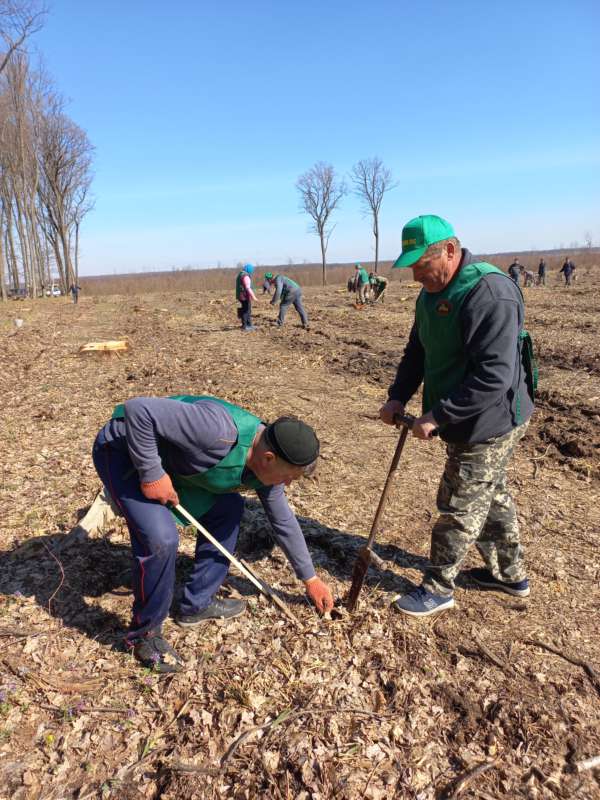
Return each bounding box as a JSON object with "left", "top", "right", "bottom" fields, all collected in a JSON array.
[
  {"left": 93, "top": 395, "right": 334, "bottom": 671},
  {"left": 266, "top": 272, "right": 309, "bottom": 329}
]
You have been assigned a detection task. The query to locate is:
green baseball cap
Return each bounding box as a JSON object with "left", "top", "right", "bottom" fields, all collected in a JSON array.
[
  {"left": 392, "top": 215, "right": 455, "bottom": 268},
  {"left": 265, "top": 272, "right": 273, "bottom": 279}
]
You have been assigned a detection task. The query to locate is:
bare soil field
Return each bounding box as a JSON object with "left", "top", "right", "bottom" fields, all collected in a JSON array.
[{"left": 1, "top": 276, "right": 599, "bottom": 800}]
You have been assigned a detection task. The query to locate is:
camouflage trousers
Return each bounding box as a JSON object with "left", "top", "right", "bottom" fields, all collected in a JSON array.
[{"left": 423, "top": 423, "right": 528, "bottom": 596}]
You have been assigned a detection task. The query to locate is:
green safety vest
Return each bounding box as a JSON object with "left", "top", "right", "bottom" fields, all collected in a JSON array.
[
  {"left": 357, "top": 268, "right": 369, "bottom": 284},
  {"left": 112, "top": 395, "right": 266, "bottom": 524},
  {"left": 415, "top": 262, "right": 535, "bottom": 418},
  {"left": 235, "top": 271, "right": 249, "bottom": 300},
  {"left": 279, "top": 275, "right": 300, "bottom": 291},
  {"left": 276, "top": 275, "right": 300, "bottom": 301}
]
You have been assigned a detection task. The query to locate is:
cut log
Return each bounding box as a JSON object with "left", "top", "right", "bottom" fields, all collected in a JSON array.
[{"left": 79, "top": 340, "right": 129, "bottom": 353}]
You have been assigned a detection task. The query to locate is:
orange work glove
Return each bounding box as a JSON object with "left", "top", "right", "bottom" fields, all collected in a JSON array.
[
  {"left": 304, "top": 576, "right": 334, "bottom": 614},
  {"left": 140, "top": 474, "right": 179, "bottom": 506}
]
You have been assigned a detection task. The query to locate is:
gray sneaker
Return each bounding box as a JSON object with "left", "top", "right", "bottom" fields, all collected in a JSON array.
[
  {"left": 393, "top": 586, "right": 455, "bottom": 617},
  {"left": 175, "top": 597, "right": 246, "bottom": 627}
]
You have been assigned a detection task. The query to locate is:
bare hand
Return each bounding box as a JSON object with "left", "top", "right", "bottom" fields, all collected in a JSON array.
[
  {"left": 411, "top": 411, "right": 438, "bottom": 440},
  {"left": 304, "top": 577, "right": 334, "bottom": 614},
  {"left": 379, "top": 399, "right": 405, "bottom": 426},
  {"left": 141, "top": 474, "right": 180, "bottom": 505}
]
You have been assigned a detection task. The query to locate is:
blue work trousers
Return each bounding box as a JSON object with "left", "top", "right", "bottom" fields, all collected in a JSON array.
[{"left": 92, "top": 432, "right": 244, "bottom": 642}]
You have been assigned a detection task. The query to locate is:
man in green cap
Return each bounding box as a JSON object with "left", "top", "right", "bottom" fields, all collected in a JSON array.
[
  {"left": 266, "top": 273, "right": 309, "bottom": 329},
  {"left": 93, "top": 395, "right": 334, "bottom": 671},
  {"left": 379, "top": 215, "right": 534, "bottom": 616},
  {"left": 262, "top": 273, "right": 274, "bottom": 294},
  {"left": 369, "top": 272, "right": 388, "bottom": 303},
  {"left": 353, "top": 263, "right": 370, "bottom": 304}
]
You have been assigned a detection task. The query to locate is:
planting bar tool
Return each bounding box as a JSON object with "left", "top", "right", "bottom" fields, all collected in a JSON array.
[
  {"left": 345, "top": 413, "right": 438, "bottom": 612},
  {"left": 172, "top": 502, "right": 301, "bottom": 628}
]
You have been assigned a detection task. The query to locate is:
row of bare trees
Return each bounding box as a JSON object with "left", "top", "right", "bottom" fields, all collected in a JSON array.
[
  {"left": 0, "top": 1, "right": 94, "bottom": 300},
  {"left": 296, "top": 158, "right": 396, "bottom": 285}
]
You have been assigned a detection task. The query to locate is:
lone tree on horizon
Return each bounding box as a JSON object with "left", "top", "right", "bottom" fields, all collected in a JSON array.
[
  {"left": 296, "top": 161, "right": 345, "bottom": 286},
  {"left": 351, "top": 157, "right": 396, "bottom": 274}
]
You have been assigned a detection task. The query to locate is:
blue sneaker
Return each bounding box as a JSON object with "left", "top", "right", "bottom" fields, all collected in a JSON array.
[
  {"left": 393, "top": 586, "right": 455, "bottom": 617},
  {"left": 469, "top": 568, "right": 530, "bottom": 597}
]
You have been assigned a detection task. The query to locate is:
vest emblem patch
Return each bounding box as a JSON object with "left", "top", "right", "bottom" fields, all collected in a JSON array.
[{"left": 436, "top": 299, "right": 452, "bottom": 316}]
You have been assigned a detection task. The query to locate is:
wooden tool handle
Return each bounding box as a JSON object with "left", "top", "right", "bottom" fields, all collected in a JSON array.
[
  {"left": 364, "top": 425, "right": 409, "bottom": 551},
  {"left": 394, "top": 412, "right": 439, "bottom": 437}
]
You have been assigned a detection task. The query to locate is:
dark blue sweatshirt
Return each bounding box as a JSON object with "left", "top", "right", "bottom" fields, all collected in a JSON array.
[{"left": 388, "top": 250, "right": 534, "bottom": 443}]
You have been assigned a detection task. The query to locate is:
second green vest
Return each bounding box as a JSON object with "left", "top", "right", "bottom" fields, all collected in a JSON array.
[
  {"left": 415, "top": 262, "right": 507, "bottom": 414},
  {"left": 112, "top": 395, "right": 266, "bottom": 524}
]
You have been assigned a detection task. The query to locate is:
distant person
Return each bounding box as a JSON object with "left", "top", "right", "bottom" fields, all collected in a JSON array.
[
  {"left": 262, "top": 274, "right": 273, "bottom": 294},
  {"left": 236, "top": 264, "right": 258, "bottom": 331},
  {"left": 523, "top": 269, "right": 535, "bottom": 287},
  {"left": 508, "top": 259, "right": 521, "bottom": 286},
  {"left": 369, "top": 272, "right": 388, "bottom": 302},
  {"left": 559, "top": 257, "right": 574, "bottom": 287},
  {"left": 70, "top": 284, "right": 81, "bottom": 304},
  {"left": 537, "top": 258, "right": 546, "bottom": 286},
  {"left": 266, "top": 273, "right": 309, "bottom": 329},
  {"left": 353, "top": 263, "right": 370, "bottom": 304}
]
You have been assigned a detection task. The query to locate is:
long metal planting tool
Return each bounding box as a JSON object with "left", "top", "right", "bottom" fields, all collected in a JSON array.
[{"left": 172, "top": 502, "right": 301, "bottom": 628}]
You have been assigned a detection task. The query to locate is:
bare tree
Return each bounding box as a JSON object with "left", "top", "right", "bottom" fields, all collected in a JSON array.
[
  {"left": 351, "top": 157, "right": 396, "bottom": 274},
  {"left": 583, "top": 231, "right": 593, "bottom": 249},
  {"left": 37, "top": 96, "right": 94, "bottom": 291},
  {"left": 296, "top": 162, "right": 345, "bottom": 285},
  {"left": 0, "top": 1, "right": 46, "bottom": 76}
]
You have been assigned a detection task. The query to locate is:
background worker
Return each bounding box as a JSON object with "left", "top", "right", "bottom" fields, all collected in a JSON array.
[
  {"left": 538, "top": 258, "right": 546, "bottom": 286},
  {"left": 70, "top": 283, "right": 81, "bottom": 304},
  {"left": 236, "top": 263, "right": 258, "bottom": 331},
  {"left": 380, "top": 215, "right": 534, "bottom": 617},
  {"left": 559, "top": 257, "right": 574, "bottom": 286},
  {"left": 93, "top": 395, "right": 334, "bottom": 672},
  {"left": 353, "top": 263, "right": 370, "bottom": 304},
  {"left": 369, "top": 272, "right": 388, "bottom": 302},
  {"left": 266, "top": 272, "right": 309, "bottom": 329},
  {"left": 262, "top": 275, "right": 273, "bottom": 294},
  {"left": 523, "top": 268, "right": 535, "bottom": 287},
  {"left": 508, "top": 258, "right": 521, "bottom": 285}
]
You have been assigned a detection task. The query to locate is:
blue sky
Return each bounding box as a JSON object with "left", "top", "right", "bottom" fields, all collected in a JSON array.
[{"left": 35, "top": 0, "right": 600, "bottom": 275}]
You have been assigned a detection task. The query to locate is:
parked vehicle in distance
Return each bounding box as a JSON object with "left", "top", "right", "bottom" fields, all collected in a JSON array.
[
  {"left": 45, "top": 283, "right": 62, "bottom": 297},
  {"left": 7, "top": 287, "right": 28, "bottom": 299}
]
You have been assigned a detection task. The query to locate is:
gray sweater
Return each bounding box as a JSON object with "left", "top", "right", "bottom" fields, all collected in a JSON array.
[
  {"left": 99, "top": 397, "right": 316, "bottom": 580},
  {"left": 388, "top": 250, "right": 534, "bottom": 443},
  {"left": 271, "top": 275, "right": 300, "bottom": 305}
]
